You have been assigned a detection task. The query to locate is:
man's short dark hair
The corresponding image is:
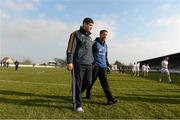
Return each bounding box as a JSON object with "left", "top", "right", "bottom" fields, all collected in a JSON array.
[
  {"left": 100, "top": 30, "right": 108, "bottom": 34},
  {"left": 83, "top": 17, "right": 94, "bottom": 24}
]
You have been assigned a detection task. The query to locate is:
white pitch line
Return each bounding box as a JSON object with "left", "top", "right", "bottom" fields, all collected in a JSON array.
[
  {"left": 0, "top": 79, "right": 118, "bottom": 90},
  {"left": 0, "top": 79, "right": 70, "bottom": 86},
  {"left": 0, "top": 79, "right": 157, "bottom": 91}
]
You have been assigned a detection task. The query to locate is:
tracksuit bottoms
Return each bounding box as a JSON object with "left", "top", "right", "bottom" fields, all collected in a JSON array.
[
  {"left": 86, "top": 66, "right": 114, "bottom": 101},
  {"left": 71, "top": 64, "right": 92, "bottom": 109}
]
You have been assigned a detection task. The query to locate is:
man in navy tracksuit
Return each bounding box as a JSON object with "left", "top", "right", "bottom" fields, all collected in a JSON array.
[
  {"left": 66, "top": 18, "right": 94, "bottom": 112},
  {"left": 86, "top": 30, "right": 118, "bottom": 105}
]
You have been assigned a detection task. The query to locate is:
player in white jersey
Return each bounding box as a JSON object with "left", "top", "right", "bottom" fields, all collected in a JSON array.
[
  {"left": 145, "top": 64, "right": 150, "bottom": 76},
  {"left": 159, "top": 57, "right": 173, "bottom": 83},
  {"left": 142, "top": 64, "right": 146, "bottom": 76},
  {"left": 132, "top": 62, "right": 137, "bottom": 76},
  {"left": 136, "top": 62, "right": 140, "bottom": 76}
]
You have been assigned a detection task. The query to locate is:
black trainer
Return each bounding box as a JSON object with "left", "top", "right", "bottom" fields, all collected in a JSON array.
[
  {"left": 107, "top": 98, "right": 118, "bottom": 105},
  {"left": 169, "top": 80, "right": 174, "bottom": 83},
  {"left": 86, "top": 95, "right": 92, "bottom": 100}
]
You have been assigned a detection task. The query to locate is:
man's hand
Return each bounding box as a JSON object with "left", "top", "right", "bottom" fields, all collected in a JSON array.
[
  {"left": 67, "top": 64, "right": 73, "bottom": 71},
  {"left": 107, "top": 66, "right": 111, "bottom": 74}
]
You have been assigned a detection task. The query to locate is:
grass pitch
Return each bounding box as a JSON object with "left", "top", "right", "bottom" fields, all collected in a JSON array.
[{"left": 0, "top": 67, "right": 179, "bottom": 119}]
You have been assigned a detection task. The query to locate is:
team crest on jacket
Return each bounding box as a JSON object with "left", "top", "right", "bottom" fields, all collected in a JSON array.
[
  {"left": 98, "top": 48, "right": 102, "bottom": 52},
  {"left": 81, "top": 34, "right": 85, "bottom": 37}
]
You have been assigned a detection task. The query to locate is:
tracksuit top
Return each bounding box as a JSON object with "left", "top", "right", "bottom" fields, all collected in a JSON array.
[{"left": 66, "top": 26, "right": 94, "bottom": 65}]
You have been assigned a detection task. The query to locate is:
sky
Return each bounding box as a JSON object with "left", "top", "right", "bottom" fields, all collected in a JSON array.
[{"left": 0, "top": 0, "right": 180, "bottom": 64}]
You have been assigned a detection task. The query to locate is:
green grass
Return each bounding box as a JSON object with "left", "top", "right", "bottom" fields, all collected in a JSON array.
[{"left": 0, "top": 67, "right": 180, "bottom": 119}]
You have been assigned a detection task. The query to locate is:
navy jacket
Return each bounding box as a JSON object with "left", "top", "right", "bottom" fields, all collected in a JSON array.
[{"left": 93, "top": 37, "right": 109, "bottom": 68}]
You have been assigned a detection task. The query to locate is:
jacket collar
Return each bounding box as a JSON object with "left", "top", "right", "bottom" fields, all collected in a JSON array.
[
  {"left": 79, "top": 26, "right": 91, "bottom": 36},
  {"left": 95, "top": 37, "right": 105, "bottom": 45}
]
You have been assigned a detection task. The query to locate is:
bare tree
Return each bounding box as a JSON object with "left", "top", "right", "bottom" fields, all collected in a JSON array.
[
  {"left": 22, "top": 58, "right": 32, "bottom": 65},
  {"left": 54, "top": 58, "right": 66, "bottom": 67}
]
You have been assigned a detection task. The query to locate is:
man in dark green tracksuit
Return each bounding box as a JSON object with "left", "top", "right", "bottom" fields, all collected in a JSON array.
[
  {"left": 66, "top": 18, "right": 94, "bottom": 112},
  {"left": 86, "top": 30, "right": 118, "bottom": 105}
]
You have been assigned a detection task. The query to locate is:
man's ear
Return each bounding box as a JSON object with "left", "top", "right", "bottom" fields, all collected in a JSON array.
[{"left": 82, "top": 23, "right": 86, "bottom": 27}]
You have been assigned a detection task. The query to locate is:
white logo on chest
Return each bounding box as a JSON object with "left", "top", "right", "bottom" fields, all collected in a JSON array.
[{"left": 99, "top": 48, "right": 102, "bottom": 52}]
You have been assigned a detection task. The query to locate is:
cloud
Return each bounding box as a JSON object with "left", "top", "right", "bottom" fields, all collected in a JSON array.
[
  {"left": 122, "top": 10, "right": 128, "bottom": 15},
  {"left": 108, "top": 33, "right": 180, "bottom": 64},
  {"left": 38, "top": 12, "right": 46, "bottom": 18},
  {"left": 3, "top": 19, "right": 68, "bottom": 42},
  {"left": 93, "top": 14, "right": 118, "bottom": 39},
  {"left": 2, "top": 14, "right": 116, "bottom": 42},
  {"left": 135, "top": 16, "right": 145, "bottom": 21},
  {"left": 1, "top": 13, "right": 118, "bottom": 63},
  {"left": 92, "top": 20, "right": 117, "bottom": 41},
  {"left": 96, "top": 16, "right": 180, "bottom": 64},
  {"left": 147, "top": 16, "right": 180, "bottom": 33},
  {"left": 157, "top": 3, "right": 171, "bottom": 10},
  {"left": 1, "top": 11, "right": 179, "bottom": 64},
  {"left": 0, "top": 11, "right": 10, "bottom": 19},
  {"left": 2, "top": 0, "right": 36, "bottom": 11},
  {"left": 55, "top": 4, "right": 66, "bottom": 12},
  {"left": 31, "top": 0, "right": 47, "bottom": 5},
  {"left": 155, "top": 17, "right": 180, "bottom": 27},
  {"left": 1, "top": 14, "right": 77, "bottom": 62},
  {"left": 109, "top": 17, "right": 180, "bottom": 64}
]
